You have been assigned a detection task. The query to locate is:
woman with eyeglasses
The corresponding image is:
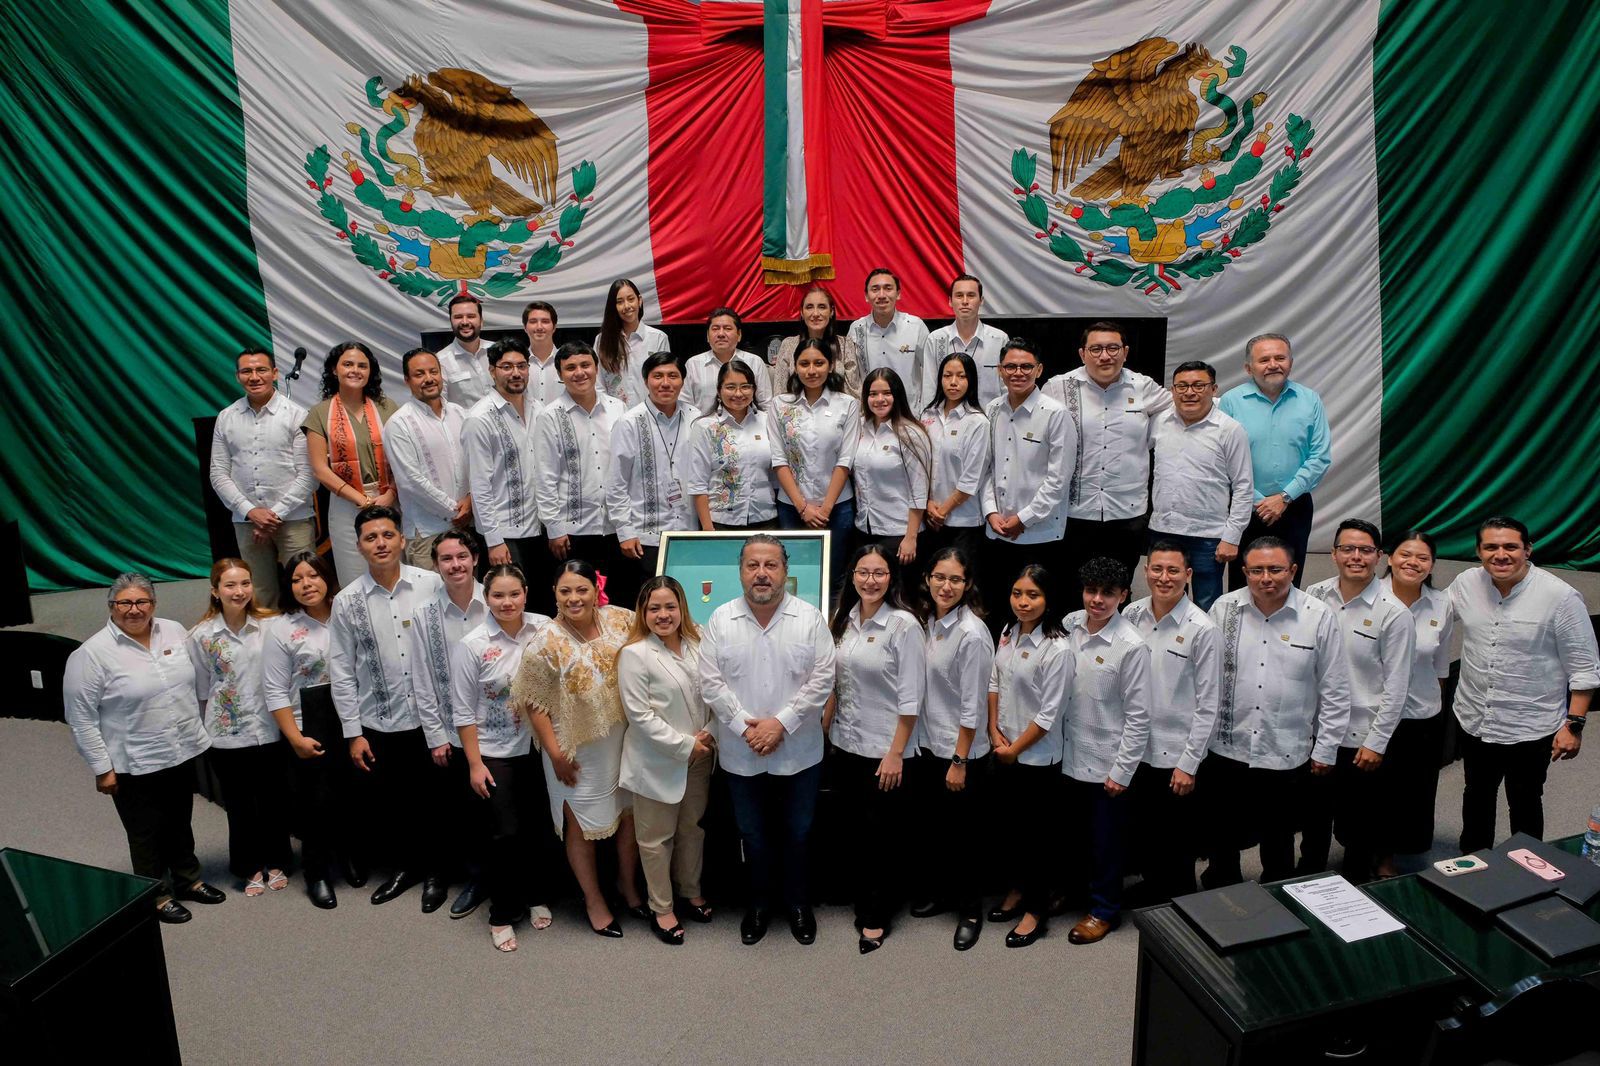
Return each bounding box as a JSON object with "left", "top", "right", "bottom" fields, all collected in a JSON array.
[
  {"left": 686, "top": 359, "right": 777, "bottom": 531},
  {"left": 850, "top": 368, "right": 932, "bottom": 584},
  {"left": 919, "top": 352, "right": 990, "bottom": 565},
  {"left": 767, "top": 284, "right": 865, "bottom": 399},
  {"left": 64, "top": 573, "right": 222, "bottom": 924},
  {"left": 769, "top": 337, "right": 860, "bottom": 596},
  {"left": 912, "top": 546, "right": 994, "bottom": 950},
  {"left": 825, "top": 544, "right": 925, "bottom": 953}
]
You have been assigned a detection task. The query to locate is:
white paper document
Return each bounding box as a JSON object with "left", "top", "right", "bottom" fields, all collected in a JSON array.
[{"left": 1283, "top": 875, "right": 1406, "bottom": 943}]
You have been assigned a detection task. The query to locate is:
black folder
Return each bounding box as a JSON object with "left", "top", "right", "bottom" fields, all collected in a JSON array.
[
  {"left": 298, "top": 684, "right": 341, "bottom": 750},
  {"left": 1495, "top": 897, "right": 1600, "bottom": 962},
  {"left": 1419, "top": 852, "right": 1554, "bottom": 914},
  {"left": 1493, "top": 832, "right": 1600, "bottom": 908},
  {"left": 1173, "top": 881, "right": 1309, "bottom": 953}
]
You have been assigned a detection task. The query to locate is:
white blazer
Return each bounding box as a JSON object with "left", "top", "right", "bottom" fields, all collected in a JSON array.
[{"left": 618, "top": 635, "right": 713, "bottom": 804}]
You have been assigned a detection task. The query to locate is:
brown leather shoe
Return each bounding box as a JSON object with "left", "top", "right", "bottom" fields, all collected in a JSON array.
[{"left": 1067, "top": 915, "right": 1116, "bottom": 944}]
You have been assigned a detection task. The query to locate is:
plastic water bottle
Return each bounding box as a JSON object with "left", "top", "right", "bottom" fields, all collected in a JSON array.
[{"left": 1583, "top": 805, "right": 1600, "bottom": 864}]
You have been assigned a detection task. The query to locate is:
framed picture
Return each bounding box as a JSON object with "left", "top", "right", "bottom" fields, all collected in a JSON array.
[{"left": 655, "top": 530, "right": 831, "bottom": 626}]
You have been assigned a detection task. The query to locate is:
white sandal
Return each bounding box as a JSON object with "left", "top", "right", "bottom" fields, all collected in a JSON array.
[
  {"left": 266, "top": 869, "right": 289, "bottom": 892},
  {"left": 491, "top": 924, "right": 518, "bottom": 952},
  {"left": 244, "top": 873, "right": 267, "bottom": 898},
  {"left": 530, "top": 904, "right": 553, "bottom": 930}
]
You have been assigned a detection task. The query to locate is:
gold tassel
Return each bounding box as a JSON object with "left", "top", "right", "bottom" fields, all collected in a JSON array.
[{"left": 762, "top": 252, "right": 835, "bottom": 285}]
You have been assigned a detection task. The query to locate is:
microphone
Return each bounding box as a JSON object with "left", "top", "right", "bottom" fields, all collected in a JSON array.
[{"left": 285, "top": 346, "right": 308, "bottom": 381}]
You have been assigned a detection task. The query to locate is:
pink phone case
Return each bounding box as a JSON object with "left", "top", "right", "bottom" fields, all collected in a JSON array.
[{"left": 1507, "top": 848, "right": 1566, "bottom": 881}]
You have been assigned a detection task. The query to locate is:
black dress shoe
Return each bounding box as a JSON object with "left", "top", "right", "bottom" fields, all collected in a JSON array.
[
  {"left": 1005, "top": 918, "right": 1048, "bottom": 948},
  {"left": 987, "top": 901, "right": 1023, "bottom": 923},
  {"left": 343, "top": 859, "right": 368, "bottom": 889},
  {"left": 740, "top": 907, "right": 770, "bottom": 945},
  {"left": 909, "top": 899, "right": 946, "bottom": 918},
  {"left": 370, "top": 871, "right": 420, "bottom": 905},
  {"left": 174, "top": 882, "right": 227, "bottom": 905},
  {"left": 590, "top": 920, "right": 624, "bottom": 939},
  {"left": 449, "top": 879, "right": 486, "bottom": 919},
  {"left": 306, "top": 880, "right": 338, "bottom": 910},
  {"left": 954, "top": 914, "right": 982, "bottom": 951},
  {"left": 420, "top": 877, "right": 449, "bottom": 913},
  {"left": 789, "top": 906, "right": 817, "bottom": 945},
  {"left": 156, "top": 900, "right": 192, "bottom": 924},
  {"left": 681, "top": 900, "right": 714, "bottom": 924}
]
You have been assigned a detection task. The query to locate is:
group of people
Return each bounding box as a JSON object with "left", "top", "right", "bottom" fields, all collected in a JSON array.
[{"left": 61, "top": 268, "right": 1597, "bottom": 956}]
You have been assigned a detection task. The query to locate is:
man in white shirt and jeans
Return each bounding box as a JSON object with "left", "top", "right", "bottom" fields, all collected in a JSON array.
[
  {"left": 384, "top": 348, "right": 470, "bottom": 569},
  {"left": 699, "top": 535, "right": 836, "bottom": 946},
  {"left": 209, "top": 347, "right": 315, "bottom": 608},
  {"left": 1451, "top": 515, "right": 1598, "bottom": 853}
]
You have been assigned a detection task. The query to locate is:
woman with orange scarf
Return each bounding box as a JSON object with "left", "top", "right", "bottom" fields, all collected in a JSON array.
[{"left": 303, "top": 342, "right": 399, "bottom": 584}]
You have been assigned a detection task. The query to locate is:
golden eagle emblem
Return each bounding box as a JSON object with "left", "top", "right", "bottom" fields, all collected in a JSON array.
[
  {"left": 1049, "top": 38, "right": 1259, "bottom": 207},
  {"left": 398, "top": 68, "right": 559, "bottom": 224}
]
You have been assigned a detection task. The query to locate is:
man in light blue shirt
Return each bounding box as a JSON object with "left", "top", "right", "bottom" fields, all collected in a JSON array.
[{"left": 1218, "top": 333, "right": 1331, "bottom": 588}]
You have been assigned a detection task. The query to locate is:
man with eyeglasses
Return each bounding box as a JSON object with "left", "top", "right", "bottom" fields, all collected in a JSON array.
[
  {"left": 1450, "top": 516, "right": 1598, "bottom": 853},
  {"left": 925, "top": 274, "right": 1009, "bottom": 409},
  {"left": 848, "top": 267, "right": 931, "bottom": 407},
  {"left": 1148, "top": 361, "right": 1254, "bottom": 611},
  {"left": 462, "top": 337, "right": 551, "bottom": 612},
  {"left": 1301, "top": 519, "right": 1414, "bottom": 879},
  {"left": 208, "top": 347, "right": 315, "bottom": 608},
  {"left": 1219, "top": 333, "right": 1331, "bottom": 590},
  {"left": 1043, "top": 321, "right": 1172, "bottom": 604},
  {"left": 385, "top": 348, "right": 471, "bottom": 570},
  {"left": 979, "top": 338, "right": 1074, "bottom": 627},
  {"left": 1200, "top": 536, "right": 1351, "bottom": 887}
]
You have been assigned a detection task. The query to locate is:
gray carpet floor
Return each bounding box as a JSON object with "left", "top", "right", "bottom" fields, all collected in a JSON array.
[{"left": 6, "top": 561, "right": 1598, "bottom": 1065}]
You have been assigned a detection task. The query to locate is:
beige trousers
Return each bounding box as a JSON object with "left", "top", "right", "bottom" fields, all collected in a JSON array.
[
  {"left": 632, "top": 756, "right": 713, "bottom": 915},
  {"left": 232, "top": 518, "right": 317, "bottom": 610},
  {"left": 403, "top": 531, "right": 445, "bottom": 571}
]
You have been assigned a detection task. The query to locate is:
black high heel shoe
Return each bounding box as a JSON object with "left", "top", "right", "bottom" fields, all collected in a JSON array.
[
  {"left": 651, "top": 920, "right": 686, "bottom": 946},
  {"left": 590, "top": 920, "right": 624, "bottom": 939}
]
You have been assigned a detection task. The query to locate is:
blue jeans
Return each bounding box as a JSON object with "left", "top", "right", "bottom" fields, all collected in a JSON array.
[
  {"left": 1150, "top": 531, "right": 1225, "bottom": 612},
  {"left": 1076, "top": 778, "right": 1131, "bottom": 922},
  {"left": 776, "top": 497, "right": 856, "bottom": 603},
  {"left": 725, "top": 762, "right": 823, "bottom": 908}
]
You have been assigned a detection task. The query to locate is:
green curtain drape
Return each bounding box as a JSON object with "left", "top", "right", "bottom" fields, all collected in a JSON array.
[
  {"left": 1375, "top": 0, "right": 1600, "bottom": 568},
  {"left": 0, "top": 0, "right": 269, "bottom": 591}
]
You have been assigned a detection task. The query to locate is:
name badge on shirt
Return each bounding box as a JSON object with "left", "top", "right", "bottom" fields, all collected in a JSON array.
[
  {"left": 1430, "top": 619, "right": 1440, "bottom": 627},
  {"left": 1095, "top": 655, "right": 1105, "bottom": 664},
  {"left": 1126, "top": 396, "right": 1134, "bottom": 404},
  {"left": 754, "top": 434, "right": 763, "bottom": 441},
  {"left": 402, "top": 619, "right": 412, "bottom": 628},
  {"left": 898, "top": 344, "right": 912, "bottom": 353},
  {"left": 1175, "top": 634, "right": 1185, "bottom": 644},
  {"left": 1024, "top": 432, "right": 1036, "bottom": 441},
  {"left": 1020, "top": 651, "right": 1030, "bottom": 659},
  {"left": 950, "top": 429, "right": 958, "bottom": 437},
  {"left": 1280, "top": 633, "right": 1290, "bottom": 641},
  {"left": 666, "top": 486, "right": 683, "bottom": 503},
  {"left": 162, "top": 647, "right": 174, "bottom": 656},
  {"left": 866, "top": 635, "right": 876, "bottom": 643},
  {"left": 1363, "top": 618, "right": 1373, "bottom": 627}
]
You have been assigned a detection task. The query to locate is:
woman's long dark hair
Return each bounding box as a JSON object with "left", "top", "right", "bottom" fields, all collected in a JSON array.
[
  {"left": 829, "top": 543, "right": 921, "bottom": 641},
  {"left": 320, "top": 341, "right": 385, "bottom": 402},
  {"left": 860, "top": 367, "right": 932, "bottom": 499},
  {"left": 922, "top": 352, "right": 984, "bottom": 417},
  {"left": 1384, "top": 528, "right": 1439, "bottom": 588},
  {"left": 596, "top": 278, "right": 643, "bottom": 375},
  {"left": 919, "top": 545, "right": 984, "bottom": 620},
  {"left": 280, "top": 550, "right": 340, "bottom": 611},
  {"left": 1002, "top": 562, "right": 1066, "bottom": 641},
  {"left": 710, "top": 358, "right": 764, "bottom": 417},
  {"left": 784, "top": 337, "right": 845, "bottom": 397}
]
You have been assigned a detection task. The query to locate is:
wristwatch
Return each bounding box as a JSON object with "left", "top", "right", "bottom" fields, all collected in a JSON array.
[
  {"left": 1566, "top": 715, "right": 1586, "bottom": 735},
  {"left": 950, "top": 753, "right": 968, "bottom": 767}
]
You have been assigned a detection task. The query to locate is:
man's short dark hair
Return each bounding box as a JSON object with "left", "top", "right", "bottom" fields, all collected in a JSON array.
[
  {"left": 487, "top": 336, "right": 530, "bottom": 367},
  {"left": 401, "top": 347, "right": 437, "bottom": 377},
  {"left": 521, "top": 300, "right": 558, "bottom": 327},
  {"left": 999, "top": 337, "right": 1039, "bottom": 361},
  {"left": 739, "top": 533, "right": 789, "bottom": 567},
  {"left": 431, "top": 530, "right": 477, "bottom": 562},
  {"left": 641, "top": 351, "right": 680, "bottom": 379},
  {"left": 1079, "top": 320, "right": 1127, "bottom": 348},
  {"left": 555, "top": 340, "right": 597, "bottom": 370},
  {"left": 353, "top": 504, "right": 403, "bottom": 538},
  {"left": 448, "top": 293, "right": 483, "bottom": 315},
  {"left": 1147, "top": 539, "right": 1191, "bottom": 567},
  {"left": 1477, "top": 515, "right": 1532, "bottom": 550},
  {"left": 1335, "top": 518, "right": 1381, "bottom": 547},
  {"left": 1079, "top": 556, "right": 1129, "bottom": 592},
  {"left": 1172, "top": 360, "right": 1215, "bottom": 383},
  {"left": 237, "top": 347, "right": 275, "bottom": 369},
  {"left": 863, "top": 267, "right": 900, "bottom": 293},
  {"left": 707, "top": 306, "right": 743, "bottom": 329},
  {"left": 1244, "top": 535, "right": 1293, "bottom": 562},
  {"left": 949, "top": 273, "right": 983, "bottom": 299}
]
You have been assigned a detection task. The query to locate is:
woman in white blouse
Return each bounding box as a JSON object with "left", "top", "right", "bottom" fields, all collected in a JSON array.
[
  {"left": 851, "top": 368, "right": 932, "bottom": 575},
  {"left": 262, "top": 551, "right": 343, "bottom": 908},
  {"left": 594, "top": 277, "right": 671, "bottom": 408},
  {"left": 919, "top": 353, "right": 990, "bottom": 564},
  {"left": 824, "top": 544, "right": 926, "bottom": 953},
  {"left": 456, "top": 564, "right": 554, "bottom": 952},
  {"left": 766, "top": 285, "right": 865, "bottom": 399},
  {"left": 1377, "top": 530, "right": 1456, "bottom": 876},
  {"left": 770, "top": 338, "right": 860, "bottom": 595},
  {"left": 64, "top": 573, "right": 221, "bottom": 924},
  {"left": 618, "top": 576, "right": 716, "bottom": 945},
  {"left": 687, "top": 359, "right": 778, "bottom": 531},
  {"left": 912, "top": 546, "right": 995, "bottom": 950},
  {"left": 987, "top": 563, "right": 1072, "bottom": 948},
  {"left": 188, "top": 558, "right": 289, "bottom": 898}
]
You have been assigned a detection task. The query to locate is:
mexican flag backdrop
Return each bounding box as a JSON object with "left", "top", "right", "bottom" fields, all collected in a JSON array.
[{"left": 2, "top": 0, "right": 1596, "bottom": 589}]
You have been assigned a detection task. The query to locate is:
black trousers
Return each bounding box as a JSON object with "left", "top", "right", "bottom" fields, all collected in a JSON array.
[
  {"left": 480, "top": 753, "right": 555, "bottom": 925},
  {"left": 505, "top": 535, "right": 555, "bottom": 617},
  {"left": 994, "top": 760, "right": 1063, "bottom": 918},
  {"left": 1200, "top": 753, "right": 1304, "bottom": 887},
  {"left": 1459, "top": 730, "right": 1555, "bottom": 854},
  {"left": 1380, "top": 713, "right": 1448, "bottom": 855},
  {"left": 910, "top": 749, "right": 989, "bottom": 914},
  {"left": 833, "top": 748, "right": 910, "bottom": 930},
  {"left": 284, "top": 737, "right": 355, "bottom": 883},
  {"left": 207, "top": 743, "right": 293, "bottom": 880},
  {"left": 438, "top": 746, "right": 485, "bottom": 882},
  {"left": 1063, "top": 514, "right": 1148, "bottom": 604},
  {"left": 980, "top": 537, "right": 1063, "bottom": 637},
  {"left": 1228, "top": 493, "right": 1314, "bottom": 591},
  {"left": 1298, "top": 745, "right": 1383, "bottom": 878},
  {"left": 359, "top": 727, "right": 439, "bottom": 875},
  {"left": 110, "top": 757, "right": 203, "bottom": 895},
  {"left": 1129, "top": 762, "right": 1201, "bottom": 901}
]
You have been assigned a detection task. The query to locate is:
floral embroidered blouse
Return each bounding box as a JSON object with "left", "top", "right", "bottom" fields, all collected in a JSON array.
[
  {"left": 685, "top": 408, "right": 777, "bottom": 526},
  {"left": 188, "top": 614, "right": 277, "bottom": 749},
  {"left": 261, "top": 610, "right": 331, "bottom": 729}
]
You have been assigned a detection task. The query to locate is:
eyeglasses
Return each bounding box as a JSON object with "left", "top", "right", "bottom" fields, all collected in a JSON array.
[
  {"left": 853, "top": 569, "right": 891, "bottom": 580},
  {"left": 1333, "top": 545, "right": 1379, "bottom": 556},
  {"left": 496, "top": 361, "right": 530, "bottom": 372},
  {"left": 1171, "top": 383, "right": 1212, "bottom": 394},
  {"left": 999, "top": 363, "right": 1037, "bottom": 374},
  {"left": 722, "top": 384, "right": 755, "bottom": 394},
  {"left": 1084, "top": 344, "right": 1125, "bottom": 356},
  {"left": 1243, "top": 566, "right": 1292, "bottom": 578},
  {"left": 928, "top": 574, "right": 967, "bottom": 586},
  {"left": 111, "top": 598, "right": 154, "bottom": 610}
]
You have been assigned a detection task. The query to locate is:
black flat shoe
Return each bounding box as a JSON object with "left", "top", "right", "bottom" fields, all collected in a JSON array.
[
  {"left": 175, "top": 882, "right": 226, "bottom": 905},
  {"left": 1005, "top": 918, "right": 1048, "bottom": 948},
  {"left": 370, "top": 871, "right": 420, "bottom": 906},
  {"left": 156, "top": 900, "right": 192, "bottom": 924},
  {"left": 954, "top": 914, "right": 982, "bottom": 951},
  {"left": 681, "top": 900, "right": 714, "bottom": 923},
  {"left": 625, "top": 902, "right": 654, "bottom": 922},
  {"left": 909, "top": 899, "right": 946, "bottom": 918},
  {"left": 651, "top": 920, "right": 685, "bottom": 945},
  {"left": 306, "top": 879, "right": 338, "bottom": 910},
  {"left": 342, "top": 859, "right": 368, "bottom": 889},
  {"left": 790, "top": 906, "right": 817, "bottom": 945},
  {"left": 987, "top": 902, "right": 1023, "bottom": 923},
  {"left": 741, "top": 907, "right": 770, "bottom": 945},
  {"left": 420, "top": 877, "right": 449, "bottom": 913},
  {"left": 857, "top": 925, "right": 886, "bottom": 954},
  {"left": 590, "top": 920, "right": 624, "bottom": 939},
  {"left": 449, "top": 879, "right": 486, "bottom": 919}
]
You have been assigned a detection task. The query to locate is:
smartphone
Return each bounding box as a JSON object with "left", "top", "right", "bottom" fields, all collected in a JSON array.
[
  {"left": 1507, "top": 848, "right": 1566, "bottom": 881},
  {"left": 1433, "top": 855, "right": 1489, "bottom": 877}
]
